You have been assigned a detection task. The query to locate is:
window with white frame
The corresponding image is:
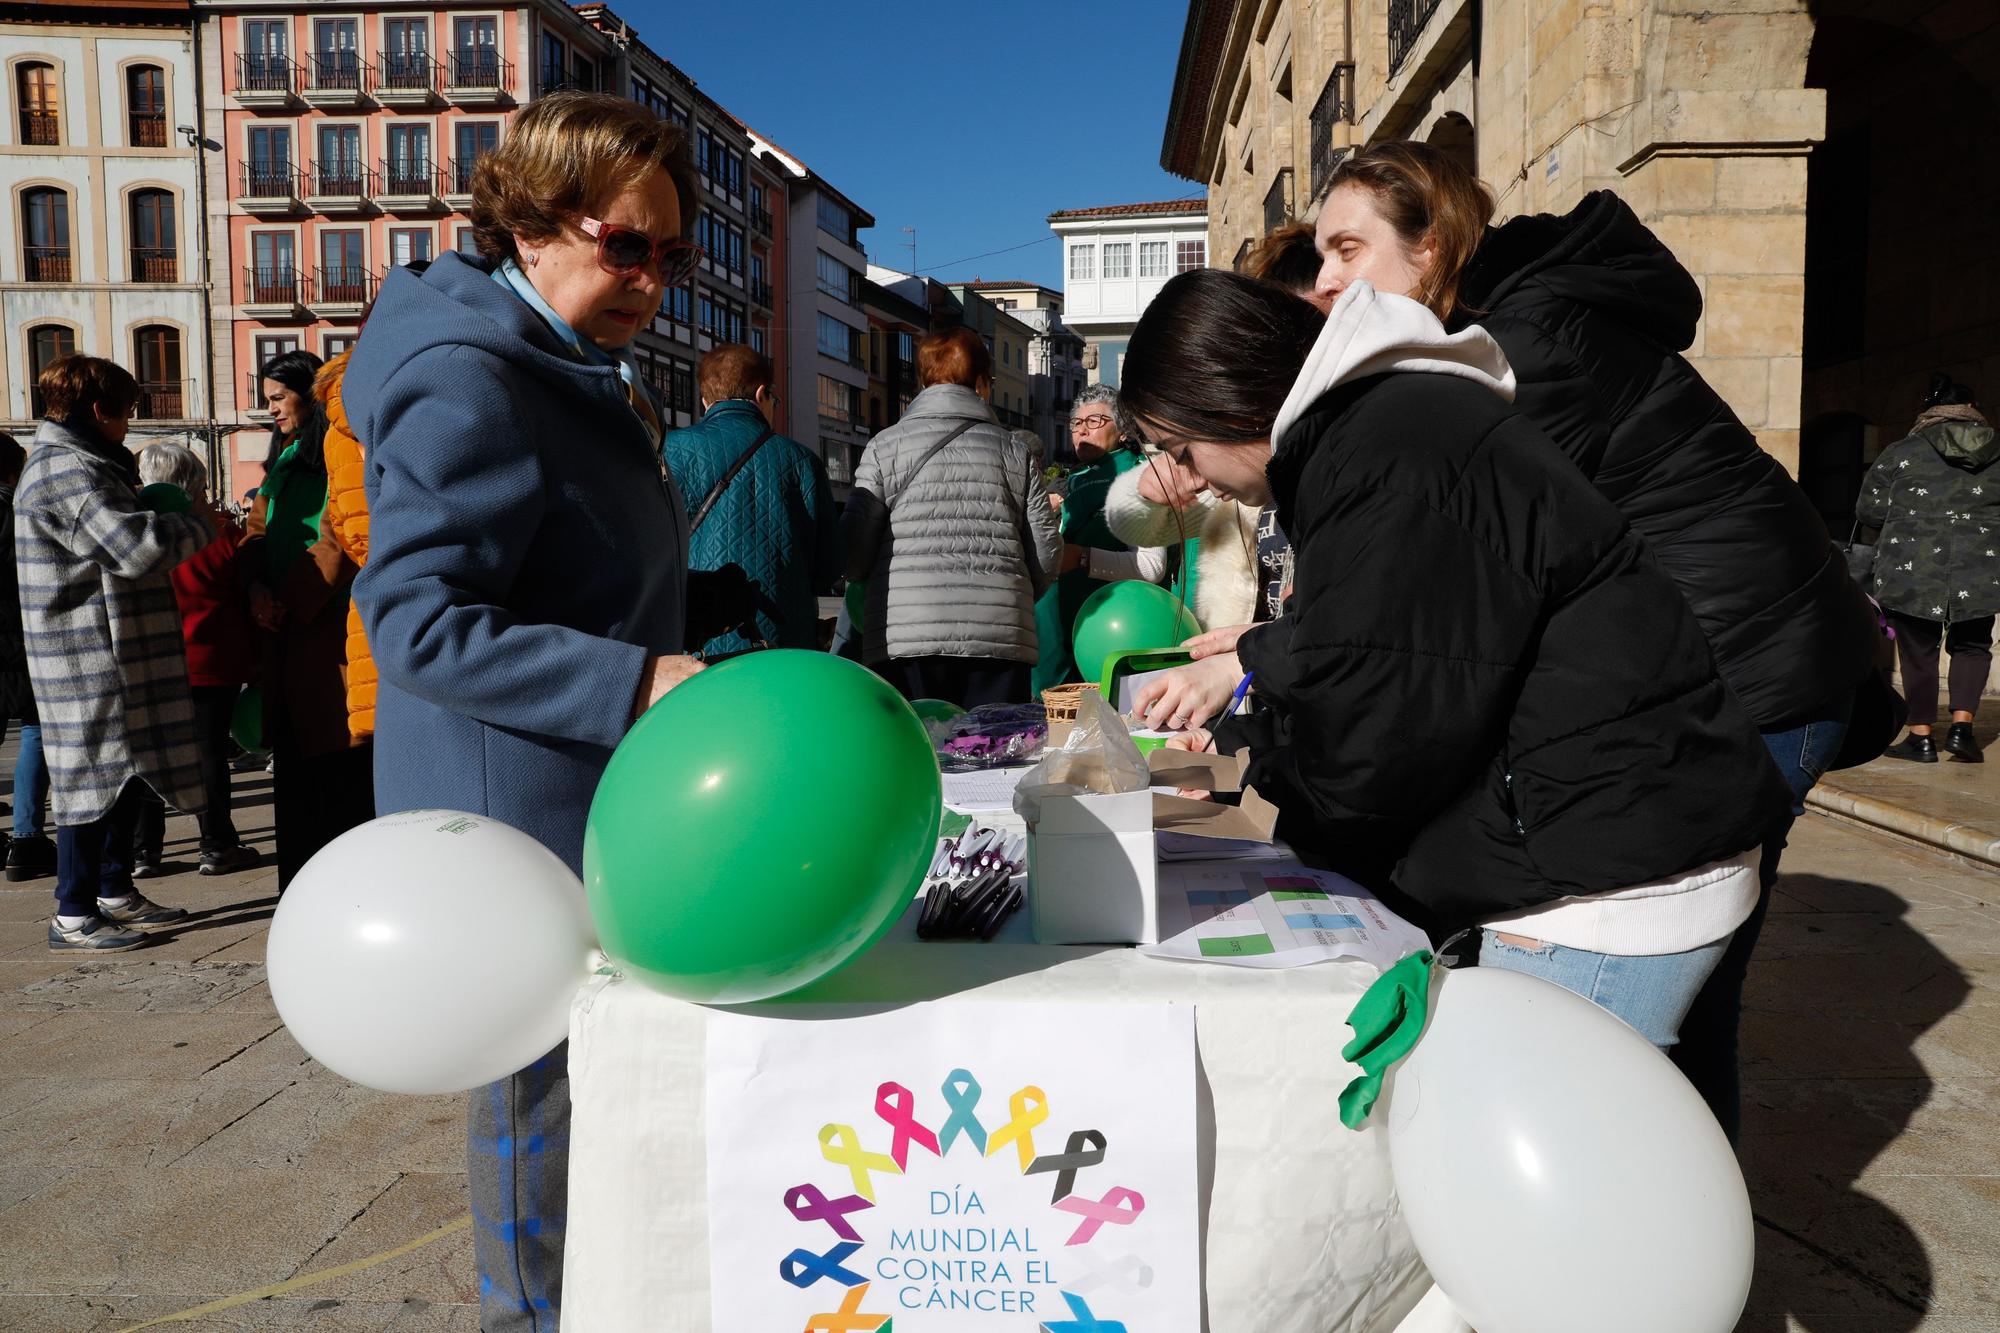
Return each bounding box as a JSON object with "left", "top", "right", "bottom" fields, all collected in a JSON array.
[
  {"left": 1176, "top": 238, "right": 1206, "bottom": 272},
  {"left": 1139, "top": 240, "right": 1170, "bottom": 278},
  {"left": 1068, "top": 243, "right": 1095, "bottom": 281},
  {"left": 1102, "top": 243, "right": 1132, "bottom": 279}
]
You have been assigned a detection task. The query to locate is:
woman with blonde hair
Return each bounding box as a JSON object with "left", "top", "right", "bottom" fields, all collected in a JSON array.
[{"left": 343, "top": 92, "right": 709, "bottom": 1330}]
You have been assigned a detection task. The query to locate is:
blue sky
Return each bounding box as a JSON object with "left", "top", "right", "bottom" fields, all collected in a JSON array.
[{"left": 616, "top": 1, "right": 1203, "bottom": 289}]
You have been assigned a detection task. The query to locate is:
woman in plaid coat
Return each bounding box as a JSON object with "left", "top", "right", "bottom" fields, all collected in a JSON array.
[{"left": 15, "top": 356, "right": 213, "bottom": 951}]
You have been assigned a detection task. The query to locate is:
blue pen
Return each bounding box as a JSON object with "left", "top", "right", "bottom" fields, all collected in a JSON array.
[{"left": 1218, "top": 671, "right": 1256, "bottom": 723}]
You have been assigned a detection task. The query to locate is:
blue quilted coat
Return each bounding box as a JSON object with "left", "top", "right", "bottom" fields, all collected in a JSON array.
[{"left": 664, "top": 399, "right": 841, "bottom": 656}]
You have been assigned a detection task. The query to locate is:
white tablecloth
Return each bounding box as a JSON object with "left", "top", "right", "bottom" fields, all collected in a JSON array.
[{"left": 563, "top": 885, "right": 1449, "bottom": 1332}]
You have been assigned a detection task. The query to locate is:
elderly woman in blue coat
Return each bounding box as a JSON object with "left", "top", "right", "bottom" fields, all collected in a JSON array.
[{"left": 343, "top": 93, "right": 708, "bottom": 1333}]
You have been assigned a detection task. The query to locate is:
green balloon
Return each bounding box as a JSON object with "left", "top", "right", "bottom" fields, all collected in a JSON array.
[
  {"left": 909, "top": 698, "right": 966, "bottom": 725},
  {"left": 584, "top": 650, "right": 942, "bottom": 1004},
  {"left": 138, "top": 482, "right": 191, "bottom": 514},
  {"left": 231, "top": 686, "right": 263, "bottom": 752},
  {"left": 1071, "top": 581, "right": 1203, "bottom": 685}
]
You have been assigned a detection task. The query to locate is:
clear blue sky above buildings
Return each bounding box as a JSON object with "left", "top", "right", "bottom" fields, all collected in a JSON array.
[{"left": 617, "top": 1, "right": 1203, "bottom": 290}]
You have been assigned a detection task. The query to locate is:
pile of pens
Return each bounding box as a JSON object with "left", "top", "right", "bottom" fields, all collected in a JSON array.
[{"left": 916, "top": 824, "right": 1027, "bottom": 942}]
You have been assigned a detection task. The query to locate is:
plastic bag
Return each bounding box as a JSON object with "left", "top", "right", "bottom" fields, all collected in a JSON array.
[
  {"left": 937, "top": 703, "right": 1048, "bottom": 772},
  {"left": 1012, "top": 690, "right": 1149, "bottom": 824}
]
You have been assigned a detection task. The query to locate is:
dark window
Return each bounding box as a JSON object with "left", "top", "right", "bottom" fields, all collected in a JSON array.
[
  {"left": 133, "top": 325, "right": 183, "bottom": 418},
  {"left": 27, "top": 324, "right": 75, "bottom": 416},
  {"left": 127, "top": 65, "right": 166, "bottom": 146},
  {"left": 22, "top": 187, "right": 70, "bottom": 280},
  {"left": 130, "top": 188, "right": 176, "bottom": 281},
  {"left": 18, "top": 61, "right": 58, "bottom": 145}
]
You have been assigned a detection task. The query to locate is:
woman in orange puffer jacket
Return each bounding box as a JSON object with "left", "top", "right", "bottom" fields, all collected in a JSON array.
[{"left": 313, "top": 352, "right": 375, "bottom": 740}]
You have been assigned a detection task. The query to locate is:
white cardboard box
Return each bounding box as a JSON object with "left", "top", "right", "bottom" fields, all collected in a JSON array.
[{"left": 1028, "top": 786, "right": 1158, "bottom": 944}]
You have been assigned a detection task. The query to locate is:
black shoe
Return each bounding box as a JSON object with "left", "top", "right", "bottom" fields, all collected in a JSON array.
[
  {"left": 5, "top": 833, "right": 56, "bottom": 882},
  {"left": 1943, "top": 722, "right": 1984, "bottom": 764},
  {"left": 1885, "top": 732, "right": 1939, "bottom": 763},
  {"left": 199, "top": 844, "right": 260, "bottom": 876}
]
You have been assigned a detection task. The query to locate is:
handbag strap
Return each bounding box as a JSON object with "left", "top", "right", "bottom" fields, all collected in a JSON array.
[{"left": 689, "top": 425, "right": 776, "bottom": 535}]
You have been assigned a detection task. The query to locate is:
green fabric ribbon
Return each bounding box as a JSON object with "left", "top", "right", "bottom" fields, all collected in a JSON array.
[{"left": 1338, "top": 949, "right": 1435, "bottom": 1130}]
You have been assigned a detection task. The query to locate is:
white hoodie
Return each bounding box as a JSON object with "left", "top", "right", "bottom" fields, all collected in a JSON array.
[{"left": 1269, "top": 280, "right": 1517, "bottom": 455}]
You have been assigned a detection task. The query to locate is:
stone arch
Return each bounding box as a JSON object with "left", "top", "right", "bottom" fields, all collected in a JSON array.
[{"left": 1423, "top": 111, "right": 1474, "bottom": 177}]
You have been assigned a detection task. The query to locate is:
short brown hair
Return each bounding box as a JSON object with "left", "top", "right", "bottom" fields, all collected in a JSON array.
[
  {"left": 470, "top": 92, "right": 698, "bottom": 263},
  {"left": 1327, "top": 140, "right": 1494, "bottom": 323},
  {"left": 1242, "top": 220, "right": 1320, "bottom": 295},
  {"left": 38, "top": 354, "right": 139, "bottom": 427},
  {"left": 698, "top": 344, "right": 774, "bottom": 405},
  {"left": 917, "top": 327, "right": 990, "bottom": 390}
]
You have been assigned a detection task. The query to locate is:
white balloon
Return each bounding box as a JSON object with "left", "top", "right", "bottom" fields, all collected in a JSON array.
[
  {"left": 266, "top": 810, "right": 596, "bottom": 1094},
  {"left": 1384, "top": 966, "right": 1753, "bottom": 1333}
]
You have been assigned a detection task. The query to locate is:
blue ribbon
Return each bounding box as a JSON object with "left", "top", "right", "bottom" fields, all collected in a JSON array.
[
  {"left": 936, "top": 1068, "right": 988, "bottom": 1155},
  {"left": 780, "top": 1240, "right": 867, "bottom": 1289}
]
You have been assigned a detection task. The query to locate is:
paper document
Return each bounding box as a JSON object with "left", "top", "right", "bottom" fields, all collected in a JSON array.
[
  {"left": 940, "top": 764, "right": 1032, "bottom": 814},
  {"left": 1145, "top": 859, "right": 1429, "bottom": 971},
  {"left": 1155, "top": 831, "right": 1291, "bottom": 861}
]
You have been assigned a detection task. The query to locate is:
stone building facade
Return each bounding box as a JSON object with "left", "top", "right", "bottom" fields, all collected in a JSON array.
[{"left": 1163, "top": 0, "right": 1999, "bottom": 525}]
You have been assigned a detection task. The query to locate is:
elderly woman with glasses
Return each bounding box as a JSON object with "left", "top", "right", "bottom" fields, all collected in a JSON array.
[
  {"left": 343, "top": 92, "right": 718, "bottom": 1332},
  {"left": 1031, "top": 384, "right": 1171, "bottom": 692}
]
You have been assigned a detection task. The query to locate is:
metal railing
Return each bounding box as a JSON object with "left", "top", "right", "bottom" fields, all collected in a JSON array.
[
  {"left": 1389, "top": 0, "right": 1444, "bottom": 75},
  {"left": 130, "top": 247, "right": 177, "bottom": 282},
  {"left": 236, "top": 52, "right": 296, "bottom": 95},
  {"left": 20, "top": 110, "right": 58, "bottom": 145},
  {"left": 307, "top": 51, "right": 366, "bottom": 94},
  {"left": 751, "top": 279, "right": 773, "bottom": 307},
  {"left": 1264, "top": 167, "right": 1294, "bottom": 235},
  {"left": 244, "top": 371, "right": 269, "bottom": 412},
  {"left": 751, "top": 204, "right": 773, "bottom": 236},
  {"left": 379, "top": 157, "right": 438, "bottom": 197},
  {"left": 24, "top": 247, "right": 72, "bottom": 282},
  {"left": 1310, "top": 63, "right": 1357, "bottom": 198},
  {"left": 376, "top": 53, "right": 438, "bottom": 95},
  {"left": 243, "top": 265, "right": 301, "bottom": 305},
  {"left": 239, "top": 161, "right": 301, "bottom": 200},
  {"left": 448, "top": 50, "right": 508, "bottom": 90},
  {"left": 136, "top": 382, "right": 184, "bottom": 420},
  {"left": 313, "top": 265, "right": 375, "bottom": 307},
  {"left": 443, "top": 156, "right": 479, "bottom": 194},
  {"left": 307, "top": 159, "right": 373, "bottom": 197},
  {"left": 130, "top": 113, "right": 167, "bottom": 148}
]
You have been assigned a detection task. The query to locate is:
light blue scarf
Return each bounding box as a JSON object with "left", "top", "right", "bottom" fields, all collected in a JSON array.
[{"left": 491, "top": 257, "right": 660, "bottom": 445}]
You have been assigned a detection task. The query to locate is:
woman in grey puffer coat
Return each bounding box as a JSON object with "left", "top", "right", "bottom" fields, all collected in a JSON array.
[
  {"left": 842, "top": 327, "right": 1063, "bottom": 707},
  {"left": 1859, "top": 374, "right": 2000, "bottom": 763}
]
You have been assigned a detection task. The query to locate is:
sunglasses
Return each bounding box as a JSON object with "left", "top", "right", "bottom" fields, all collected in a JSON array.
[{"left": 579, "top": 216, "right": 702, "bottom": 285}]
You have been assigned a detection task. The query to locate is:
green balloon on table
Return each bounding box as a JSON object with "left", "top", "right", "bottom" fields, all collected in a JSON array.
[
  {"left": 231, "top": 687, "right": 263, "bottom": 752},
  {"left": 1071, "top": 581, "right": 1203, "bottom": 684},
  {"left": 584, "top": 650, "right": 942, "bottom": 1004},
  {"left": 909, "top": 698, "right": 965, "bottom": 725},
  {"left": 137, "top": 482, "right": 191, "bottom": 514}
]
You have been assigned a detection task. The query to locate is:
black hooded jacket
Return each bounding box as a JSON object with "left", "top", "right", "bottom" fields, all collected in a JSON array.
[{"left": 1453, "top": 191, "right": 1878, "bottom": 730}]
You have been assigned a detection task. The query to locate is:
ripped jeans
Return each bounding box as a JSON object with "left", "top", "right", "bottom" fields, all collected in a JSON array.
[{"left": 1478, "top": 930, "right": 1733, "bottom": 1052}]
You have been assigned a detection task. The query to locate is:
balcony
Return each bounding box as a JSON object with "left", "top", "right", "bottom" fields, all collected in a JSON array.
[
  {"left": 374, "top": 53, "right": 439, "bottom": 107},
  {"left": 445, "top": 51, "right": 511, "bottom": 104},
  {"left": 441, "top": 156, "right": 477, "bottom": 209},
  {"left": 1389, "top": 0, "right": 1445, "bottom": 76},
  {"left": 377, "top": 158, "right": 440, "bottom": 211},
  {"left": 130, "top": 113, "right": 167, "bottom": 148},
  {"left": 24, "top": 247, "right": 72, "bottom": 282},
  {"left": 1264, "top": 167, "right": 1295, "bottom": 235},
  {"left": 751, "top": 204, "right": 772, "bottom": 237},
  {"left": 130, "top": 247, "right": 177, "bottom": 283},
  {"left": 1309, "top": 63, "right": 1356, "bottom": 199},
  {"left": 304, "top": 159, "right": 373, "bottom": 214},
  {"left": 750, "top": 279, "right": 773, "bottom": 310},
  {"left": 243, "top": 371, "right": 272, "bottom": 418},
  {"left": 20, "top": 110, "right": 58, "bottom": 146},
  {"left": 310, "top": 266, "right": 375, "bottom": 319},
  {"left": 303, "top": 52, "right": 368, "bottom": 108},
  {"left": 238, "top": 162, "right": 302, "bottom": 214},
  {"left": 242, "top": 265, "right": 306, "bottom": 318},
  {"left": 136, "top": 382, "right": 185, "bottom": 420},
  {"left": 233, "top": 53, "right": 299, "bottom": 108}
]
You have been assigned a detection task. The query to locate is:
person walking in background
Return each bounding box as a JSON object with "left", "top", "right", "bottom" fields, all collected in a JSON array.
[
  {"left": 344, "top": 91, "right": 708, "bottom": 1331},
  {"left": 1030, "top": 385, "right": 1169, "bottom": 693},
  {"left": 666, "top": 344, "right": 840, "bottom": 658},
  {"left": 16, "top": 356, "right": 213, "bottom": 952},
  {"left": 136, "top": 444, "right": 260, "bottom": 875},
  {"left": 245, "top": 350, "right": 373, "bottom": 890},
  {"left": 1861, "top": 374, "right": 2000, "bottom": 764},
  {"left": 0, "top": 433, "right": 55, "bottom": 883},
  {"left": 844, "top": 327, "right": 1063, "bottom": 708}
]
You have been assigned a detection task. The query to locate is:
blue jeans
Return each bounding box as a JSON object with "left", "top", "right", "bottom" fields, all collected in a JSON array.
[
  {"left": 1480, "top": 930, "right": 1732, "bottom": 1050},
  {"left": 11, "top": 721, "right": 47, "bottom": 838},
  {"left": 1671, "top": 697, "right": 1853, "bottom": 1141},
  {"left": 53, "top": 779, "right": 144, "bottom": 918}
]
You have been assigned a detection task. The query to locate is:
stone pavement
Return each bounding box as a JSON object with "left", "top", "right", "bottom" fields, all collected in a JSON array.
[
  {"left": 0, "top": 761, "right": 1994, "bottom": 1331},
  {"left": 1811, "top": 711, "right": 2000, "bottom": 871}
]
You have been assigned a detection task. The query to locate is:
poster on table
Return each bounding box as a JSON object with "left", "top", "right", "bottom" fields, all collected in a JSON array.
[{"left": 705, "top": 1001, "right": 1200, "bottom": 1332}]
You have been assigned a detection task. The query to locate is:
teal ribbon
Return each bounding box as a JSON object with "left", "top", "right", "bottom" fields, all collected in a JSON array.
[{"left": 1337, "top": 950, "right": 1435, "bottom": 1130}]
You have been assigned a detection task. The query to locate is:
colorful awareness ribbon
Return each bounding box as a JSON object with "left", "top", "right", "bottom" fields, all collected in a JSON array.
[
  {"left": 1053, "top": 1185, "right": 1146, "bottom": 1246},
  {"left": 802, "top": 1281, "right": 893, "bottom": 1333},
  {"left": 874, "top": 1080, "right": 941, "bottom": 1171},
  {"left": 785, "top": 1183, "right": 872, "bottom": 1243},
  {"left": 936, "top": 1068, "right": 988, "bottom": 1155},
  {"left": 817, "top": 1123, "right": 901, "bottom": 1202},
  {"left": 1024, "top": 1128, "right": 1106, "bottom": 1202},
  {"left": 780, "top": 1239, "right": 867, "bottom": 1289},
  {"left": 1042, "top": 1291, "right": 1130, "bottom": 1333},
  {"left": 983, "top": 1084, "right": 1049, "bottom": 1172}
]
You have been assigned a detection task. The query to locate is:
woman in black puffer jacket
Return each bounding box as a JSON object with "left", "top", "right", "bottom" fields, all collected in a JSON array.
[{"left": 1122, "top": 269, "right": 1788, "bottom": 1057}]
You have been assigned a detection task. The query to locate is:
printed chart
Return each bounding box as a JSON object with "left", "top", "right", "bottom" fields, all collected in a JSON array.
[{"left": 1146, "top": 861, "right": 1429, "bottom": 971}]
